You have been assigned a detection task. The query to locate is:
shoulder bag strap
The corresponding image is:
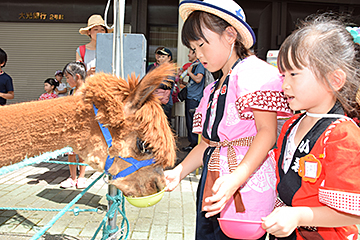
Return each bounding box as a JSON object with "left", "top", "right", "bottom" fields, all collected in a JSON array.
[{"left": 79, "top": 44, "right": 86, "bottom": 62}]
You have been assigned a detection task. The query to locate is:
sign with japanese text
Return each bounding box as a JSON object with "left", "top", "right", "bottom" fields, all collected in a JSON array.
[{"left": 18, "top": 12, "right": 65, "bottom": 21}]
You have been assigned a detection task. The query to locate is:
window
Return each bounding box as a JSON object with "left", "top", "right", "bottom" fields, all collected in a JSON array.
[{"left": 148, "top": 25, "right": 178, "bottom": 64}]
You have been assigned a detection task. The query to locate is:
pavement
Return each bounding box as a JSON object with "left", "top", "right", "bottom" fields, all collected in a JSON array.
[
  {"left": 1, "top": 136, "right": 359, "bottom": 240},
  {"left": 0, "top": 137, "right": 199, "bottom": 240}
]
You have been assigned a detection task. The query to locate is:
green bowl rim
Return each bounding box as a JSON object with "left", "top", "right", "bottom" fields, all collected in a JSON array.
[{"left": 125, "top": 188, "right": 165, "bottom": 200}]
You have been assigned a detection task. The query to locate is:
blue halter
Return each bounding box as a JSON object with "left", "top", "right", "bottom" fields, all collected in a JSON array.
[{"left": 93, "top": 104, "right": 155, "bottom": 180}]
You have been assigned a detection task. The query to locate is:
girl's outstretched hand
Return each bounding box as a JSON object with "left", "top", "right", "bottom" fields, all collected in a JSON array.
[
  {"left": 164, "top": 167, "right": 182, "bottom": 192},
  {"left": 202, "top": 173, "right": 239, "bottom": 218},
  {"left": 261, "top": 207, "right": 301, "bottom": 237}
]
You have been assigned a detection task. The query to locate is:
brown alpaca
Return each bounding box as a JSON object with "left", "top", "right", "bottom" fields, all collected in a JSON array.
[{"left": 0, "top": 63, "right": 176, "bottom": 197}]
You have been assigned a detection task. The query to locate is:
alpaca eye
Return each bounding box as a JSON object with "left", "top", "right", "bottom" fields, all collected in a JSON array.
[{"left": 136, "top": 138, "right": 152, "bottom": 154}]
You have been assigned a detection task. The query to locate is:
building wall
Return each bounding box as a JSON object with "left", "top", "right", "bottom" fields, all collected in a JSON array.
[
  {"left": 0, "top": 1, "right": 130, "bottom": 103},
  {"left": 0, "top": 0, "right": 359, "bottom": 103},
  {"left": 0, "top": 22, "right": 89, "bottom": 103}
]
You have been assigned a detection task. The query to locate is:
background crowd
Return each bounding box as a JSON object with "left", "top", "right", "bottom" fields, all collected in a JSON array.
[{"left": 1, "top": 2, "right": 360, "bottom": 239}]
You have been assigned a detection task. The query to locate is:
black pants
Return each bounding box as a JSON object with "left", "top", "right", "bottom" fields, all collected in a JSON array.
[
  {"left": 185, "top": 98, "right": 200, "bottom": 147},
  {"left": 162, "top": 103, "right": 172, "bottom": 127}
]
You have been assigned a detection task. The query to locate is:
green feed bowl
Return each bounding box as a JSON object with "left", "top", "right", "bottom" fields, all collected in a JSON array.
[{"left": 125, "top": 188, "right": 165, "bottom": 208}]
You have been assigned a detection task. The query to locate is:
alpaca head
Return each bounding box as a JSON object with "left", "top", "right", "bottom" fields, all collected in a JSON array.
[{"left": 82, "top": 63, "right": 176, "bottom": 197}]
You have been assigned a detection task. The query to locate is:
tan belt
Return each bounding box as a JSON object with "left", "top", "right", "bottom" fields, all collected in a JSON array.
[{"left": 202, "top": 136, "right": 255, "bottom": 213}]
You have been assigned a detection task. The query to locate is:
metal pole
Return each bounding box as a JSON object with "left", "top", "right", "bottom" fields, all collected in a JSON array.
[
  {"left": 107, "top": 176, "right": 118, "bottom": 238},
  {"left": 112, "top": 0, "right": 125, "bottom": 79},
  {"left": 108, "top": 0, "right": 126, "bottom": 237}
]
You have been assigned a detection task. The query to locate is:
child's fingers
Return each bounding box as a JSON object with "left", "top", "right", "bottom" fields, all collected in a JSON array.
[
  {"left": 211, "top": 178, "right": 223, "bottom": 195},
  {"left": 164, "top": 180, "right": 178, "bottom": 192},
  {"left": 204, "top": 194, "right": 224, "bottom": 208},
  {"left": 261, "top": 216, "right": 276, "bottom": 230},
  {"left": 264, "top": 225, "right": 293, "bottom": 238},
  {"left": 204, "top": 198, "right": 226, "bottom": 218},
  {"left": 203, "top": 177, "right": 227, "bottom": 206},
  {"left": 261, "top": 207, "right": 286, "bottom": 227},
  {"left": 203, "top": 188, "right": 228, "bottom": 217},
  {"left": 208, "top": 176, "right": 230, "bottom": 204},
  {"left": 164, "top": 170, "right": 179, "bottom": 192},
  {"left": 164, "top": 184, "right": 174, "bottom": 192},
  {"left": 205, "top": 209, "right": 221, "bottom": 218},
  {"left": 261, "top": 209, "right": 297, "bottom": 237},
  {"left": 203, "top": 175, "right": 237, "bottom": 215},
  {"left": 204, "top": 190, "right": 222, "bottom": 204},
  {"left": 261, "top": 217, "right": 285, "bottom": 237}
]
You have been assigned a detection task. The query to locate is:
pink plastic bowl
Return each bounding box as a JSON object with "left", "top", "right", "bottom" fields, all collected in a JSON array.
[{"left": 218, "top": 218, "right": 265, "bottom": 239}]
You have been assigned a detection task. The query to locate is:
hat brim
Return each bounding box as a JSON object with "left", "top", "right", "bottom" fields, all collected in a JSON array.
[
  {"left": 179, "top": 0, "right": 256, "bottom": 49},
  {"left": 79, "top": 24, "right": 114, "bottom": 35},
  {"left": 157, "top": 50, "right": 169, "bottom": 55}
]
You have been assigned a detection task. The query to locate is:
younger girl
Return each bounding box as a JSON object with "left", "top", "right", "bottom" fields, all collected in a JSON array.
[
  {"left": 54, "top": 70, "right": 67, "bottom": 97},
  {"left": 261, "top": 14, "right": 360, "bottom": 239},
  {"left": 39, "top": 78, "right": 59, "bottom": 100},
  {"left": 165, "top": 1, "right": 292, "bottom": 239},
  {"left": 59, "top": 61, "right": 87, "bottom": 189}
]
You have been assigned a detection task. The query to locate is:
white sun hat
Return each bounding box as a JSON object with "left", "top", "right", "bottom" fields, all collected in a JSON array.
[{"left": 179, "top": 0, "right": 256, "bottom": 48}]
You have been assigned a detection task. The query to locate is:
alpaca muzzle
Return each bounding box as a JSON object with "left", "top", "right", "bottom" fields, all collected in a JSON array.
[{"left": 93, "top": 104, "right": 157, "bottom": 183}]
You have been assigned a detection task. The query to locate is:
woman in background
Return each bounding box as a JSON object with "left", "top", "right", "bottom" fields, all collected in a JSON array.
[{"left": 76, "top": 14, "right": 113, "bottom": 76}]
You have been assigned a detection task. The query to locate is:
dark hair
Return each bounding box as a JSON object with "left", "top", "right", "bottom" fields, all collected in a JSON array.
[
  {"left": 181, "top": 11, "right": 252, "bottom": 61},
  {"left": 63, "top": 61, "right": 87, "bottom": 80},
  {"left": 278, "top": 13, "right": 360, "bottom": 118},
  {"left": 55, "top": 70, "right": 63, "bottom": 77},
  {"left": 0, "top": 48, "right": 8, "bottom": 68},
  {"left": 44, "top": 78, "right": 59, "bottom": 89}
]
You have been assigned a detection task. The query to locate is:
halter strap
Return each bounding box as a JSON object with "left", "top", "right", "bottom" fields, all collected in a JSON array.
[
  {"left": 93, "top": 104, "right": 113, "bottom": 147},
  {"left": 104, "top": 156, "right": 155, "bottom": 179},
  {"left": 93, "top": 104, "right": 155, "bottom": 180}
]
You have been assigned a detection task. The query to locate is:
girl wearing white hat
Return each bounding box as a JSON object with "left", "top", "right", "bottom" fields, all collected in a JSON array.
[
  {"left": 76, "top": 14, "right": 113, "bottom": 76},
  {"left": 164, "top": 1, "right": 292, "bottom": 239}
]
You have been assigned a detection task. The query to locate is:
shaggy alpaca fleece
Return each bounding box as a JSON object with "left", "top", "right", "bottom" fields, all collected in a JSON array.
[
  {"left": 0, "top": 95, "right": 96, "bottom": 167},
  {"left": 0, "top": 63, "right": 176, "bottom": 197}
]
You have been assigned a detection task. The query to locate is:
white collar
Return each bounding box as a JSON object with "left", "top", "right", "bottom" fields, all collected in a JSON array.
[{"left": 306, "top": 112, "right": 345, "bottom": 118}]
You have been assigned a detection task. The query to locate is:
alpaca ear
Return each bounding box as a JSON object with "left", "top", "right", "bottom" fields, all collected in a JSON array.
[{"left": 126, "top": 63, "right": 175, "bottom": 111}]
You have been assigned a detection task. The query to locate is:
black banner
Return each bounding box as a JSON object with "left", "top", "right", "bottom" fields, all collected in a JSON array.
[{"left": 0, "top": 2, "right": 133, "bottom": 23}]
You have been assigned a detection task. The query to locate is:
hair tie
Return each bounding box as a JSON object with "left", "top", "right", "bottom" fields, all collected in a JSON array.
[
  {"left": 54, "top": 79, "right": 58, "bottom": 82},
  {"left": 346, "top": 27, "right": 360, "bottom": 44}
]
